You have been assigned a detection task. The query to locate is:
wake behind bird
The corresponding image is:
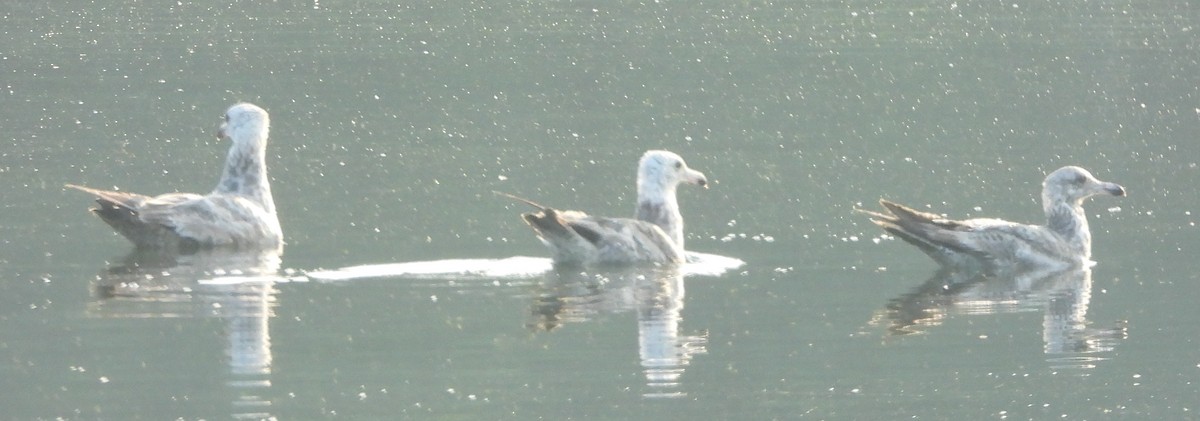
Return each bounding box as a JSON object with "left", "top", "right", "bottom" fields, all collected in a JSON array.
[{"left": 304, "top": 252, "right": 744, "bottom": 282}]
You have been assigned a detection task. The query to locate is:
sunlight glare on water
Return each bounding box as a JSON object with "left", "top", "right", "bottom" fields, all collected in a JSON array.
[{"left": 0, "top": 0, "right": 1197, "bottom": 419}]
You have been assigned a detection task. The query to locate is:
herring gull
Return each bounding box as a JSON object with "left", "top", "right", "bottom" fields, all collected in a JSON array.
[
  {"left": 67, "top": 103, "right": 282, "bottom": 251},
  {"left": 860, "top": 166, "right": 1125, "bottom": 269},
  {"left": 501, "top": 150, "right": 708, "bottom": 267}
]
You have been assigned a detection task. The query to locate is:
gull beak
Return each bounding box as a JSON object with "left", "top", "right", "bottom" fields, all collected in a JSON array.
[
  {"left": 216, "top": 124, "right": 227, "bottom": 140},
  {"left": 1103, "top": 182, "right": 1126, "bottom": 197},
  {"left": 687, "top": 169, "right": 708, "bottom": 189}
]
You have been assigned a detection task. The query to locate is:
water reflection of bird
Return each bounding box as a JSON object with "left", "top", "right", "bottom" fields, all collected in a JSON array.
[
  {"left": 88, "top": 247, "right": 284, "bottom": 419},
  {"left": 874, "top": 266, "right": 1126, "bottom": 368},
  {"left": 527, "top": 267, "right": 707, "bottom": 398},
  {"left": 860, "top": 166, "right": 1125, "bottom": 271},
  {"left": 91, "top": 247, "right": 284, "bottom": 321},
  {"left": 500, "top": 150, "right": 707, "bottom": 267},
  {"left": 67, "top": 103, "right": 281, "bottom": 252}
]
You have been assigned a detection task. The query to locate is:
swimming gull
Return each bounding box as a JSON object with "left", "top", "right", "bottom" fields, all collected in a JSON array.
[
  {"left": 67, "top": 103, "right": 282, "bottom": 251},
  {"left": 501, "top": 150, "right": 708, "bottom": 267},
  {"left": 860, "top": 166, "right": 1125, "bottom": 269}
]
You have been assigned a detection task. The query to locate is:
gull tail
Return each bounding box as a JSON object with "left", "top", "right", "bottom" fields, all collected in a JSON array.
[
  {"left": 494, "top": 191, "right": 577, "bottom": 242},
  {"left": 494, "top": 191, "right": 597, "bottom": 263},
  {"left": 860, "top": 199, "right": 978, "bottom": 265},
  {"left": 493, "top": 191, "right": 549, "bottom": 211},
  {"left": 65, "top": 184, "right": 146, "bottom": 213},
  {"left": 65, "top": 184, "right": 185, "bottom": 250}
]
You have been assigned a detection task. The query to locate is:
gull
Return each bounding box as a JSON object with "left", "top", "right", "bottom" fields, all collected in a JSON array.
[
  {"left": 501, "top": 150, "right": 707, "bottom": 267},
  {"left": 860, "top": 166, "right": 1125, "bottom": 269},
  {"left": 67, "top": 103, "right": 281, "bottom": 252}
]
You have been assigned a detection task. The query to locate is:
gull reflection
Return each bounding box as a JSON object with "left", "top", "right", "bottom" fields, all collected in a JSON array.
[
  {"left": 87, "top": 247, "right": 285, "bottom": 420},
  {"left": 528, "top": 266, "right": 707, "bottom": 398},
  {"left": 874, "top": 265, "right": 1126, "bottom": 369}
]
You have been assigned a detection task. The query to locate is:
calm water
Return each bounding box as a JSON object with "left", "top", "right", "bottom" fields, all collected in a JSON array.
[{"left": 2, "top": 0, "right": 1198, "bottom": 419}]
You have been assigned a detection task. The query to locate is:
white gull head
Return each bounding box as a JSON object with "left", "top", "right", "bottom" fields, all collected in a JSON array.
[
  {"left": 1041, "top": 166, "right": 1126, "bottom": 260},
  {"left": 217, "top": 103, "right": 270, "bottom": 144},
  {"left": 1042, "top": 166, "right": 1126, "bottom": 209},
  {"left": 635, "top": 150, "right": 707, "bottom": 250}
]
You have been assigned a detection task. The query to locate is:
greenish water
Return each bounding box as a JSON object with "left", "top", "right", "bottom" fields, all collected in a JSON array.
[{"left": 2, "top": 0, "right": 1197, "bottom": 419}]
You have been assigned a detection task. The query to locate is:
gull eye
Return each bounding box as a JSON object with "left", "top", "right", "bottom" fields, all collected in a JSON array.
[{"left": 674, "top": 161, "right": 683, "bottom": 169}]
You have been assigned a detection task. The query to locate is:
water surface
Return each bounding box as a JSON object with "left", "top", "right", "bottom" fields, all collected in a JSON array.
[{"left": 2, "top": 0, "right": 1198, "bottom": 419}]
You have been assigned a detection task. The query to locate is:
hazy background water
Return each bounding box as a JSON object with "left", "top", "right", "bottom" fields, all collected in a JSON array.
[{"left": 2, "top": 0, "right": 1198, "bottom": 419}]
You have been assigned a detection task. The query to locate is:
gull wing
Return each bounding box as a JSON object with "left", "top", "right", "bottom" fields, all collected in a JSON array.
[{"left": 522, "top": 208, "right": 684, "bottom": 266}]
